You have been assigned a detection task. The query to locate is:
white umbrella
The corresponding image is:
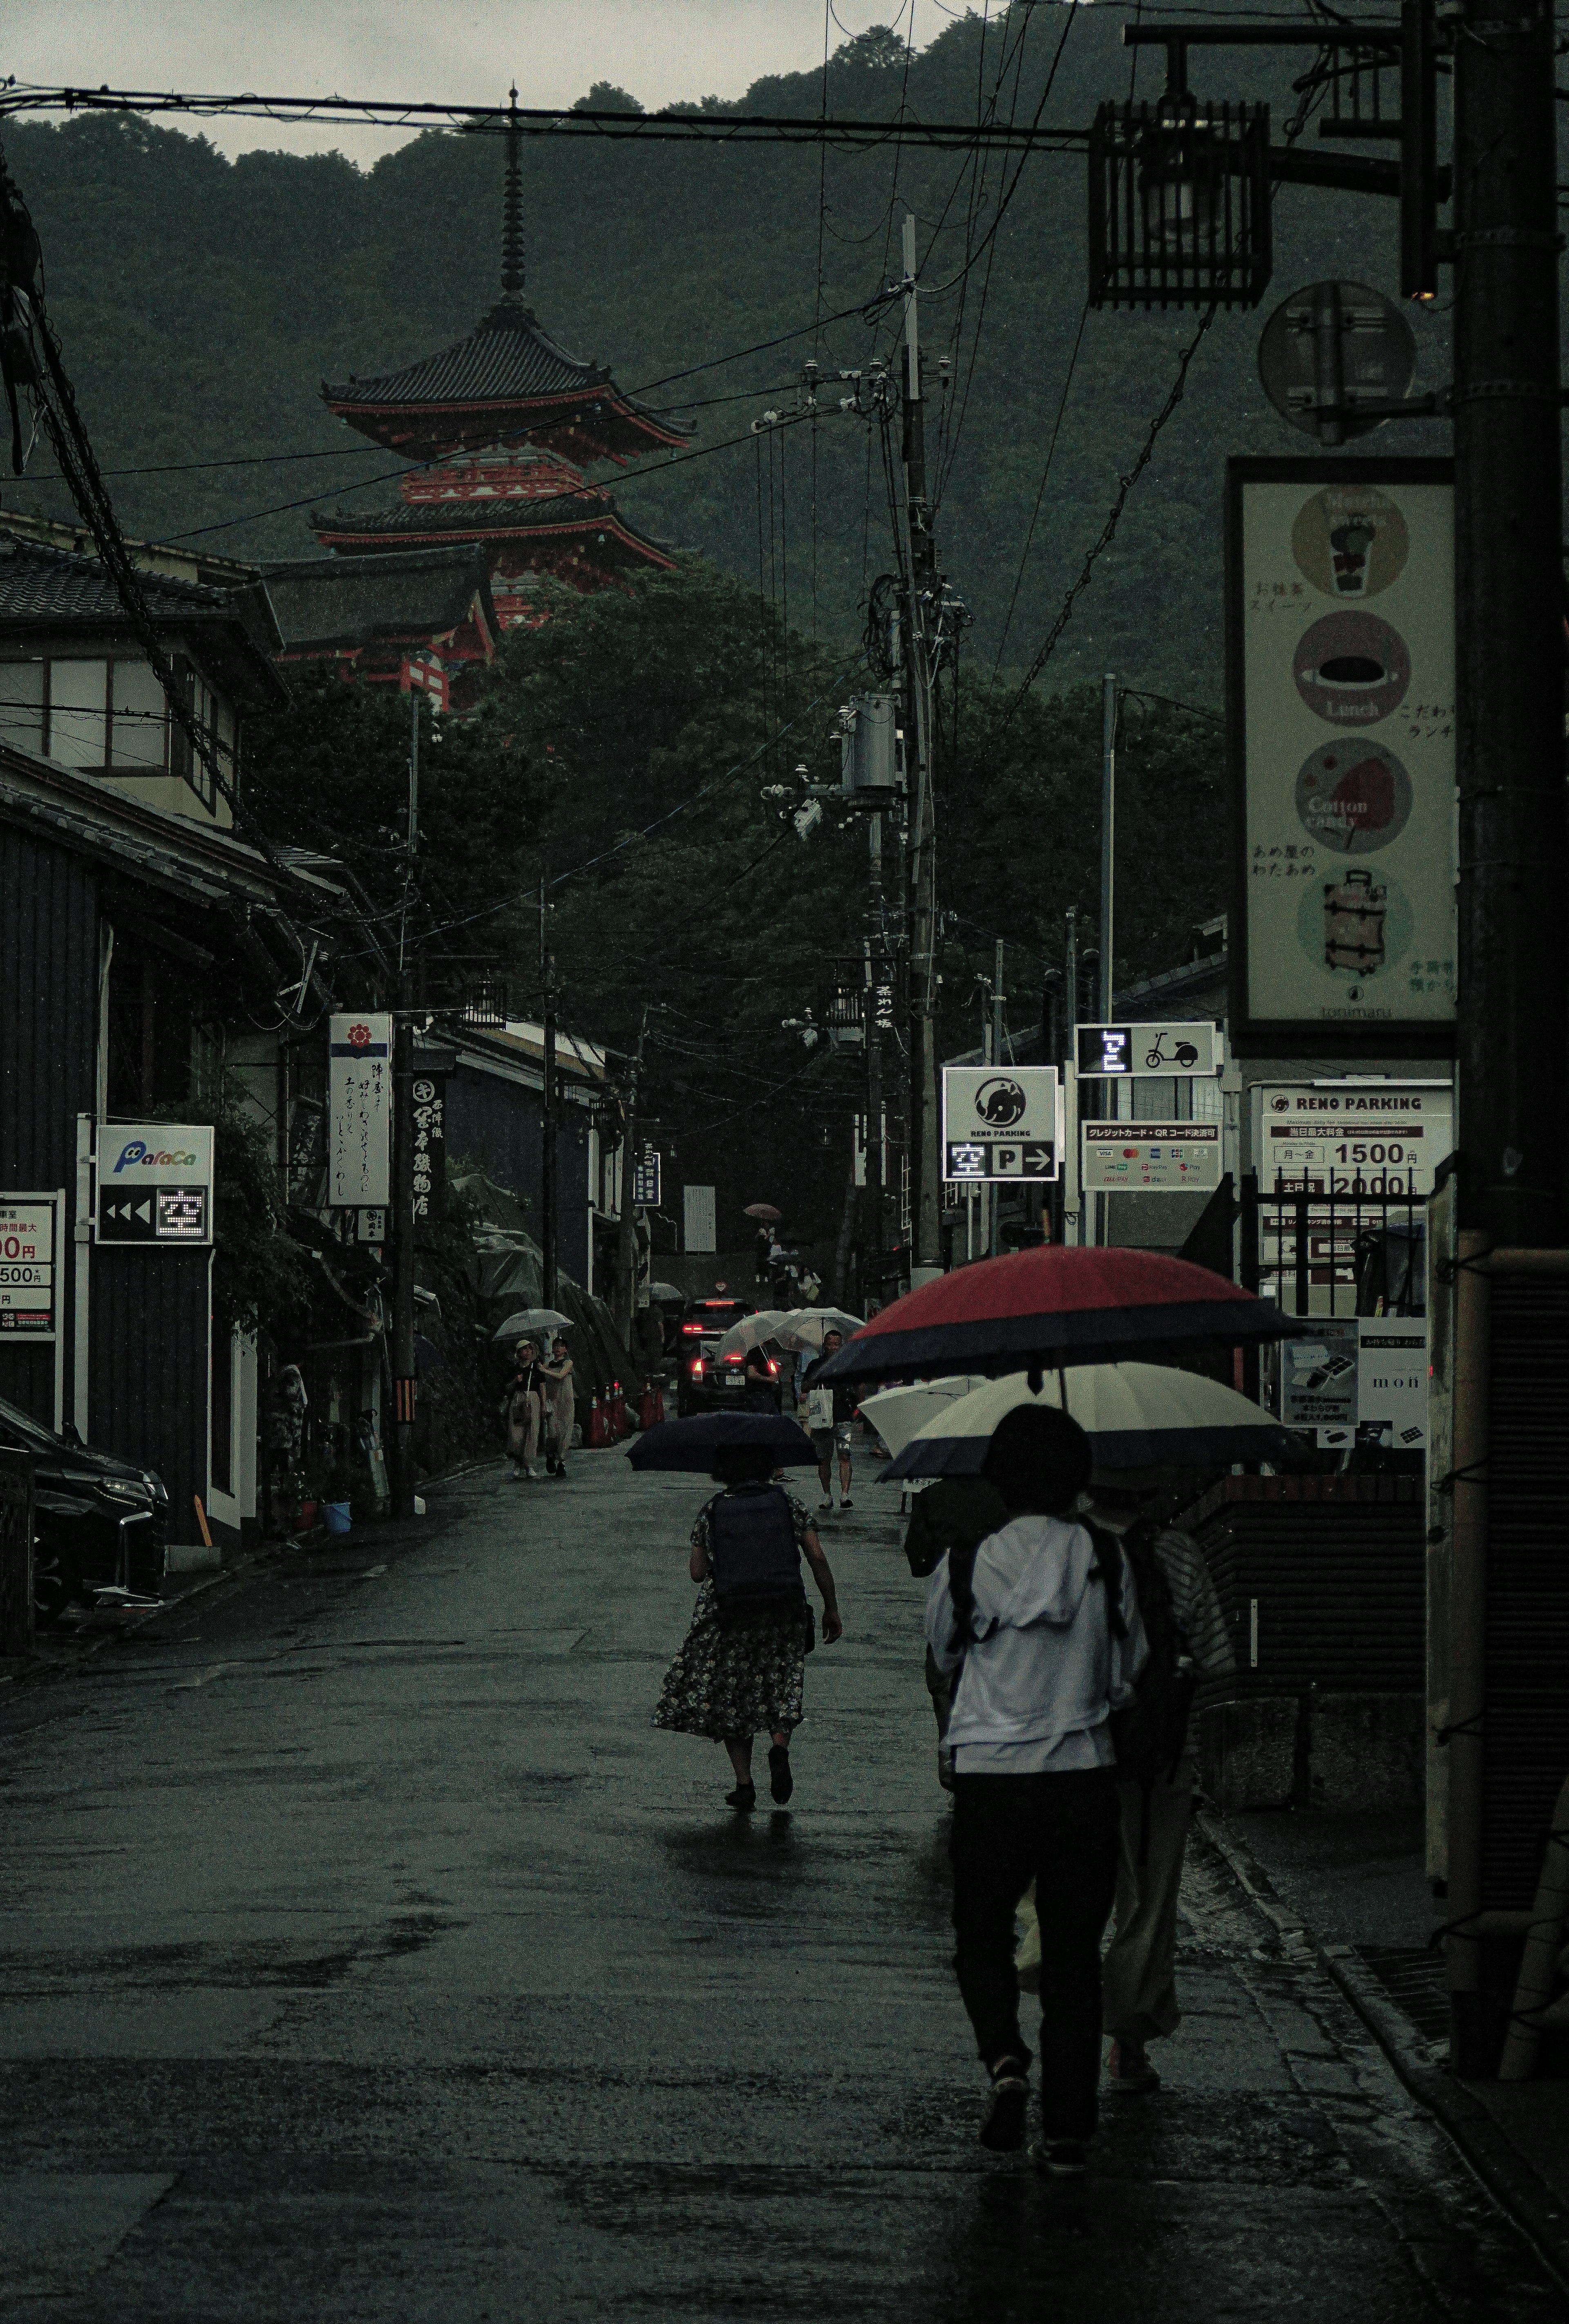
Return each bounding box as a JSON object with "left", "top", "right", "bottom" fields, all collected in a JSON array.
[
  {"left": 714, "top": 1307, "right": 863, "bottom": 1359},
  {"left": 714, "top": 1310, "right": 792, "bottom": 1358},
  {"left": 879, "top": 1363, "right": 1297, "bottom": 1478},
  {"left": 492, "top": 1308, "right": 572, "bottom": 1345},
  {"left": 858, "top": 1377, "right": 991, "bottom": 1460}
]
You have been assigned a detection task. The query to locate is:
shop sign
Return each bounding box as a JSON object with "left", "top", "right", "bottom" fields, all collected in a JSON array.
[
  {"left": 1282, "top": 1318, "right": 1429, "bottom": 1448},
  {"left": 411, "top": 1076, "right": 445, "bottom": 1223},
  {"left": 95, "top": 1126, "right": 213, "bottom": 1245},
  {"left": 1227, "top": 459, "right": 1455, "bottom": 1050},
  {"left": 1082, "top": 1122, "right": 1222, "bottom": 1193}
]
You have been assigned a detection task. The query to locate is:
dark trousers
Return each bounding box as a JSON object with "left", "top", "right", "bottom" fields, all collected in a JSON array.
[{"left": 950, "top": 1768, "right": 1121, "bottom": 2142}]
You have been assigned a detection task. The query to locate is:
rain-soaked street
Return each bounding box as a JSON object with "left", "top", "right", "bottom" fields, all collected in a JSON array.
[{"left": 0, "top": 1450, "right": 1560, "bottom": 2321}]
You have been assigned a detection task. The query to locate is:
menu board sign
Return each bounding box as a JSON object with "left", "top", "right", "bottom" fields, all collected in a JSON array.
[{"left": 1227, "top": 459, "right": 1456, "bottom": 1054}]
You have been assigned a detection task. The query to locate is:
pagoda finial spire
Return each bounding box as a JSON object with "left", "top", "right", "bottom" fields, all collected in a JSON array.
[{"left": 500, "top": 86, "right": 525, "bottom": 304}]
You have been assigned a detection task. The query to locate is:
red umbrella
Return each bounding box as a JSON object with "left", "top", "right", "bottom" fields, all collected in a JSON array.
[
  {"left": 743, "top": 1203, "right": 783, "bottom": 1222},
  {"left": 813, "top": 1246, "right": 1291, "bottom": 1386}
]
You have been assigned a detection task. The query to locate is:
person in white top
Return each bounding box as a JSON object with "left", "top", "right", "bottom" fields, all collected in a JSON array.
[{"left": 925, "top": 1405, "right": 1147, "bottom": 2176}]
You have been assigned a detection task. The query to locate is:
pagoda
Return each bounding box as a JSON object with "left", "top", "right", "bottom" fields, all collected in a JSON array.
[{"left": 312, "top": 102, "right": 686, "bottom": 627}]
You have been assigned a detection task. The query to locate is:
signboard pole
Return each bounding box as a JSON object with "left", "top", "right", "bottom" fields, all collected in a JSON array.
[
  {"left": 73, "top": 1115, "right": 93, "bottom": 1441},
  {"left": 389, "top": 1014, "right": 417, "bottom": 1522}
]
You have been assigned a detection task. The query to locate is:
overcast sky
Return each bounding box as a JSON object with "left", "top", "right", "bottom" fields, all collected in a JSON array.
[{"left": 7, "top": 2, "right": 966, "bottom": 162}]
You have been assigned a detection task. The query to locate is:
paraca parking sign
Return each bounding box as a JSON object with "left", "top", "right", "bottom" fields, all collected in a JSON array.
[{"left": 95, "top": 1124, "right": 214, "bottom": 1245}]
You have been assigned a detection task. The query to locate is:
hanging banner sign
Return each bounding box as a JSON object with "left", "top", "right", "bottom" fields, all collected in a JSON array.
[
  {"left": 0, "top": 1196, "right": 58, "bottom": 1333},
  {"left": 1256, "top": 1081, "right": 1452, "bottom": 1197},
  {"left": 1075, "top": 1023, "right": 1221, "bottom": 1077},
  {"left": 411, "top": 1076, "right": 446, "bottom": 1225},
  {"left": 329, "top": 1013, "right": 392, "bottom": 1208},
  {"left": 942, "top": 1066, "right": 1060, "bottom": 1182},
  {"left": 1227, "top": 458, "right": 1455, "bottom": 1054},
  {"left": 632, "top": 1146, "right": 662, "bottom": 1208},
  {"left": 95, "top": 1125, "right": 213, "bottom": 1245},
  {"left": 1082, "top": 1122, "right": 1222, "bottom": 1193}
]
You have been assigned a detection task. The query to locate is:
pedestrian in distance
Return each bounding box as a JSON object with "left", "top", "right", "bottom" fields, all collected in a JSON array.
[
  {"left": 803, "top": 1328, "right": 859, "bottom": 1511},
  {"left": 742, "top": 1341, "right": 781, "bottom": 1412},
  {"left": 501, "top": 1339, "right": 547, "bottom": 1481},
  {"left": 653, "top": 1441, "right": 843, "bottom": 1808},
  {"left": 926, "top": 1405, "right": 1147, "bottom": 2177},
  {"left": 1083, "top": 1472, "right": 1234, "bottom": 2095},
  {"left": 903, "top": 1471, "right": 1009, "bottom": 1792},
  {"left": 539, "top": 1335, "right": 576, "bottom": 1480}
]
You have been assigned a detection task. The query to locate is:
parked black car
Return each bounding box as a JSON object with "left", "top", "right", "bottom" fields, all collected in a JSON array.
[
  {"left": 0, "top": 1394, "right": 169, "bottom": 1625},
  {"left": 674, "top": 1297, "right": 770, "bottom": 1417}
]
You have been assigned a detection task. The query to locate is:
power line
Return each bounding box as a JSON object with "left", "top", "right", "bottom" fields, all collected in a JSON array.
[
  {"left": 1004, "top": 304, "right": 1221, "bottom": 715},
  {"left": 990, "top": 297, "right": 1091, "bottom": 675}
]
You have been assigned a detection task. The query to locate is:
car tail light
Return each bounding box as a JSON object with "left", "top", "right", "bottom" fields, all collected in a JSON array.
[
  {"left": 767, "top": 1359, "right": 779, "bottom": 1376},
  {"left": 681, "top": 1322, "right": 703, "bottom": 1335},
  {"left": 724, "top": 1352, "right": 742, "bottom": 1365},
  {"left": 689, "top": 1356, "right": 704, "bottom": 1377}
]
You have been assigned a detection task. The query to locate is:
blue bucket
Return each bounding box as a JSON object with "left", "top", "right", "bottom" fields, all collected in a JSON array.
[{"left": 323, "top": 1500, "right": 352, "bottom": 1537}]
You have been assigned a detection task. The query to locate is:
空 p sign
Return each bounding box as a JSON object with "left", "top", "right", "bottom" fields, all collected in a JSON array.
[
  {"left": 942, "top": 1066, "right": 1060, "bottom": 1183},
  {"left": 94, "top": 1123, "right": 214, "bottom": 1247}
]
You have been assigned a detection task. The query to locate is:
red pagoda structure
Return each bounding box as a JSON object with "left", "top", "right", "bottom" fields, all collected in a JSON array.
[{"left": 312, "top": 105, "right": 686, "bottom": 630}]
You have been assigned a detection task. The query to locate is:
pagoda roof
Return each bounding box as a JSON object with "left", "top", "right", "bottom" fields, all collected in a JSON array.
[
  {"left": 309, "top": 492, "right": 678, "bottom": 573},
  {"left": 322, "top": 298, "right": 688, "bottom": 467}
]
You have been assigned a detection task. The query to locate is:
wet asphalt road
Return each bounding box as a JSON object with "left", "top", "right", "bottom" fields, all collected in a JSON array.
[{"left": 0, "top": 1452, "right": 1562, "bottom": 2321}]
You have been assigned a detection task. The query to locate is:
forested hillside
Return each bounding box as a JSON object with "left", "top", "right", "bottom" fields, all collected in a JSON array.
[{"left": 0, "top": 4, "right": 1451, "bottom": 693}]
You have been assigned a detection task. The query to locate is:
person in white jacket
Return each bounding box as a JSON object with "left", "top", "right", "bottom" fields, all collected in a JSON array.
[{"left": 925, "top": 1404, "right": 1147, "bottom": 2176}]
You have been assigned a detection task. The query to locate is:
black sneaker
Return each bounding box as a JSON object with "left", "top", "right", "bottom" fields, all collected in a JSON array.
[
  {"left": 978, "top": 2060, "right": 1030, "bottom": 2152},
  {"left": 839, "top": 1498, "right": 853, "bottom": 1511},
  {"left": 724, "top": 1783, "right": 756, "bottom": 1811},
  {"left": 1035, "top": 2139, "right": 1088, "bottom": 2177},
  {"left": 767, "top": 1743, "right": 793, "bottom": 1804}
]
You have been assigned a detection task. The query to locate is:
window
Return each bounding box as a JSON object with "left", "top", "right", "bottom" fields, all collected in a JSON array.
[
  {"left": 48, "top": 658, "right": 110, "bottom": 766},
  {"left": 0, "top": 658, "right": 44, "bottom": 755},
  {"left": 0, "top": 652, "right": 234, "bottom": 809},
  {"left": 110, "top": 659, "right": 171, "bottom": 769}
]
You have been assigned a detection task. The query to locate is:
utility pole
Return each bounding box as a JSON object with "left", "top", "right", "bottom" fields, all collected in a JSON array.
[
  {"left": 863, "top": 813, "right": 885, "bottom": 1305},
  {"left": 1451, "top": 3, "right": 1565, "bottom": 1254},
  {"left": 990, "top": 938, "right": 1005, "bottom": 1258},
  {"left": 900, "top": 210, "right": 942, "bottom": 1282},
  {"left": 1099, "top": 673, "right": 1117, "bottom": 1025},
  {"left": 1445, "top": 0, "right": 1565, "bottom": 2077},
  {"left": 539, "top": 883, "right": 558, "bottom": 1309},
  {"left": 614, "top": 1006, "right": 651, "bottom": 1349},
  {"left": 389, "top": 690, "right": 421, "bottom": 1522}
]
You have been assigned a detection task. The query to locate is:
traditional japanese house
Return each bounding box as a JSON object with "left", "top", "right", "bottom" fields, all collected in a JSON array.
[{"left": 312, "top": 112, "right": 686, "bottom": 629}]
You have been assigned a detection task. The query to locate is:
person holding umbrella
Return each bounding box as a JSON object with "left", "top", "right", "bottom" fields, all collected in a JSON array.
[
  {"left": 650, "top": 1421, "right": 843, "bottom": 1808},
  {"left": 925, "top": 1403, "right": 1146, "bottom": 2177},
  {"left": 501, "top": 1339, "right": 548, "bottom": 1481},
  {"left": 539, "top": 1336, "right": 576, "bottom": 1480},
  {"left": 802, "top": 1326, "right": 862, "bottom": 1513}
]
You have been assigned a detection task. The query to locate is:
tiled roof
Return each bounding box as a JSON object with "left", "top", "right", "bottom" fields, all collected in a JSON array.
[
  {"left": 309, "top": 499, "right": 676, "bottom": 565},
  {"left": 260, "top": 547, "right": 496, "bottom": 652},
  {"left": 323, "top": 301, "right": 611, "bottom": 410},
  {"left": 0, "top": 532, "right": 237, "bottom": 623}
]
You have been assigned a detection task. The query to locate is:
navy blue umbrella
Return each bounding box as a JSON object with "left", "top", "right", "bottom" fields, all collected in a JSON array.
[{"left": 626, "top": 1413, "right": 818, "bottom": 1471}]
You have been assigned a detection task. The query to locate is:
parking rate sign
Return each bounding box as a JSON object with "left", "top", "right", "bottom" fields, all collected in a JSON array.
[{"left": 942, "top": 1066, "right": 1060, "bottom": 1182}]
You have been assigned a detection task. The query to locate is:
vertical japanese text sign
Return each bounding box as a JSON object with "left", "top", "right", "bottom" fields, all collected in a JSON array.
[
  {"left": 1227, "top": 459, "right": 1456, "bottom": 1053},
  {"left": 329, "top": 1014, "right": 393, "bottom": 1208},
  {"left": 411, "top": 1077, "right": 446, "bottom": 1224}
]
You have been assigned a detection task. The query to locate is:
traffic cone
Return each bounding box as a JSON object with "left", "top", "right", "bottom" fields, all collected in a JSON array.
[
  {"left": 637, "top": 1383, "right": 659, "bottom": 1431},
  {"left": 587, "top": 1393, "right": 607, "bottom": 1448},
  {"left": 608, "top": 1380, "right": 628, "bottom": 1439}
]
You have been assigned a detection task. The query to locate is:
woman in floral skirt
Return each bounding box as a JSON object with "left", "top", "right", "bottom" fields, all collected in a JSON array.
[{"left": 654, "top": 1442, "right": 843, "bottom": 1808}]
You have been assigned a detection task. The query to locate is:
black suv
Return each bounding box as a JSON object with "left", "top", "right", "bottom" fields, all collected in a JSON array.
[
  {"left": 674, "top": 1297, "right": 775, "bottom": 1416},
  {"left": 0, "top": 1394, "right": 170, "bottom": 1625}
]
